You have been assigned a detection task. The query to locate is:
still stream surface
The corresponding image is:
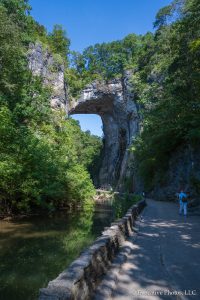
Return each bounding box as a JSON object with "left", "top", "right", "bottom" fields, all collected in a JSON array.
[{"left": 0, "top": 196, "right": 136, "bottom": 300}]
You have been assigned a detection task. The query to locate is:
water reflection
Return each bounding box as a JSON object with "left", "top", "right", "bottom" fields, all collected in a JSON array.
[{"left": 0, "top": 195, "right": 138, "bottom": 300}]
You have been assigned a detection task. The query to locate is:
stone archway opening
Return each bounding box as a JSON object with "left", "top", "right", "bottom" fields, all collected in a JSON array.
[
  {"left": 27, "top": 43, "right": 139, "bottom": 190},
  {"left": 69, "top": 91, "right": 121, "bottom": 188},
  {"left": 69, "top": 75, "right": 140, "bottom": 190},
  {"left": 71, "top": 114, "right": 104, "bottom": 188},
  {"left": 71, "top": 114, "right": 103, "bottom": 138}
]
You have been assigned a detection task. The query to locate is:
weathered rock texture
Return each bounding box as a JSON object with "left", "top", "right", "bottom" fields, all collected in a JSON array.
[
  {"left": 27, "top": 46, "right": 200, "bottom": 200},
  {"left": 69, "top": 71, "right": 141, "bottom": 188},
  {"left": 39, "top": 199, "right": 146, "bottom": 300},
  {"left": 28, "top": 42, "right": 67, "bottom": 110},
  {"left": 27, "top": 46, "right": 140, "bottom": 190},
  {"left": 151, "top": 144, "right": 200, "bottom": 203}
]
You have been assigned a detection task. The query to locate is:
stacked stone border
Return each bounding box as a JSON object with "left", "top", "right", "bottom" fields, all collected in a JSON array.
[{"left": 39, "top": 199, "right": 146, "bottom": 300}]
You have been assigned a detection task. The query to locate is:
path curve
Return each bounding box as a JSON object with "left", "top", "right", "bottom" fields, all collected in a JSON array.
[{"left": 93, "top": 199, "right": 200, "bottom": 300}]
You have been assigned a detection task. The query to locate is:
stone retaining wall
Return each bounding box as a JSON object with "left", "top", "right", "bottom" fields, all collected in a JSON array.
[{"left": 39, "top": 199, "right": 146, "bottom": 300}]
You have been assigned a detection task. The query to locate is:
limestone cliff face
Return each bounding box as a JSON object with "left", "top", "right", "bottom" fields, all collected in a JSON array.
[
  {"left": 69, "top": 71, "right": 141, "bottom": 188},
  {"left": 151, "top": 144, "right": 200, "bottom": 203},
  {"left": 27, "top": 45, "right": 200, "bottom": 198},
  {"left": 27, "top": 43, "right": 140, "bottom": 189},
  {"left": 27, "top": 45, "right": 139, "bottom": 189},
  {"left": 27, "top": 42, "right": 67, "bottom": 110}
]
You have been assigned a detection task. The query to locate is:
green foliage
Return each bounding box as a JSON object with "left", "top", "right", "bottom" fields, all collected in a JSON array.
[
  {"left": 0, "top": 4, "right": 27, "bottom": 103},
  {"left": 1, "top": 0, "right": 199, "bottom": 210},
  {"left": 65, "top": 165, "right": 95, "bottom": 204},
  {"left": 65, "top": 65, "right": 92, "bottom": 99},
  {"left": 154, "top": 5, "right": 173, "bottom": 29},
  {"left": 130, "top": 0, "right": 200, "bottom": 190},
  {"left": 0, "top": 103, "right": 99, "bottom": 214},
  {"left": 0, "top": 0, "right": 31, "bottom": 28},
  {"left": 67, "top": 34, "right": 142, "bottom": 99},
  {"left": 48, "top": 24, "right": 70, "bottom": 63},
  {"left": 0, "top": 0, "right": 101, "bottom": 214},
  {"left": 113, "top": 194, "right": 142, "bottom": 219}
]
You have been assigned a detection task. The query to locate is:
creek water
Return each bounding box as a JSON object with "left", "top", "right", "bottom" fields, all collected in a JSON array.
[{"left": 0, "top": 195, "right": 136, "bottom": 300}]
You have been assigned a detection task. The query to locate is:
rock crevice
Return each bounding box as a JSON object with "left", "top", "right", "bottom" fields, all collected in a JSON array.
[{"left": 69, "top": 71, "right": 140, "bottom": 188}]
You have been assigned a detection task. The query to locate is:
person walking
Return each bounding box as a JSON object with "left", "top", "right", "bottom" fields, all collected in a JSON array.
[{"left": 179, "top": 190, "right": 188, "bottom": 217}]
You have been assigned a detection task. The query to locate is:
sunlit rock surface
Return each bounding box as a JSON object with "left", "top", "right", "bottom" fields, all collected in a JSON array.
[
  {"left": 28, "top": 45, "right": 140, "bottom": 190},
  {"left": 28, "top": 42, "right": 67, "bottom": 110},
  {"left": 69, "top": 71, "right": 141, "bottom": 188}
]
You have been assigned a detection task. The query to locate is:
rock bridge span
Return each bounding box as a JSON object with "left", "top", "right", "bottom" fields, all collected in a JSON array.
[
  {"left": 69, "top": 73, "right": 140, "bottom": 188},
  {"left": 27, "top": 43, "right": 140, "bottom": 189}
]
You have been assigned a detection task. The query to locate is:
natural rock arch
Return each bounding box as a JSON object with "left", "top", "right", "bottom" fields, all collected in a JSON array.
[
  {"left": 69, "top": 71, "right": 140, "bottom": 188},
  {"left": 27, "top": 45, "right": 140, "bottom": 189}
]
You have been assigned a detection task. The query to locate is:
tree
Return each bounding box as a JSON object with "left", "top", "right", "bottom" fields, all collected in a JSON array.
[
  {"left": 0, "top": 0, "right": 100, "bottom": 214},
  {"left": 48, "top": 24, "right": 70, "bottom": 62},
  {"left": 132, "top": 0, "right": 200, "bottom": 189}
]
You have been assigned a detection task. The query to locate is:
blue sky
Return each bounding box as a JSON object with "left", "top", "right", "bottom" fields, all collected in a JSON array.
[{"left": 30, "top": 0, "right": 172, "bottom": 136}]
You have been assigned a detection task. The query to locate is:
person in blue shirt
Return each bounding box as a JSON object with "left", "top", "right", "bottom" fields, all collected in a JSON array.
[{"left": 179, "top": 190, "right": 188, "bottom": 216}]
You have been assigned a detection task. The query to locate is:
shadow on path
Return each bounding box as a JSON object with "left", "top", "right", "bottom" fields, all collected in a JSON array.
[{"left": 93, "top": 199, "right": 200, "bottom": 300}]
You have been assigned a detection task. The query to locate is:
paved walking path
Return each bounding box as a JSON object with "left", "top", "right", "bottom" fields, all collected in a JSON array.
[{"left": 93, "top": 199, "right": 200, "bottom": 300}]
